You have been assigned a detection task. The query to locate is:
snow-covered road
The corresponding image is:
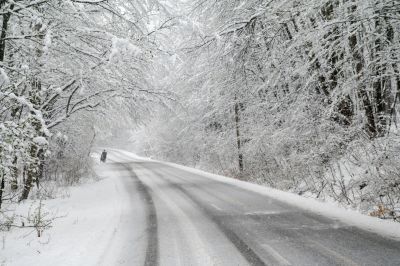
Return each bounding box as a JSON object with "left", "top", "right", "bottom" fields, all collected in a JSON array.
[
  {"left": 105, "top": 149, "right": 400, "bottom": 266},
  {"left": 4, "top": 149, "right": 399, "bottom": 265}
]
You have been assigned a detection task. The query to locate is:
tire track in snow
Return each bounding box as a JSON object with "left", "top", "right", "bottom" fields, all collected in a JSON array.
[
  {"left": 159, "top": 165, "right": 357, "bottom": 265},
  {"left": 147, "top": 167, "right": 267, "bottom": 266},
  {"left": 136, "top": 164, "right": 216, "bottom": 265},
  {"left": 119, "top": 163, "right": 159, "bottom": 266}
]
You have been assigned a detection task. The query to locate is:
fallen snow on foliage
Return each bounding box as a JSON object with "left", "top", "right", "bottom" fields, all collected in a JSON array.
[
  {"left": 0, "top": 68, "right": 10, "bottom": 86},
  {"left": 33, "top": 136, "right": 48, "bottom": 146},
  {"left": 109, "top": 36, "right": 142, "bottom": 62}
]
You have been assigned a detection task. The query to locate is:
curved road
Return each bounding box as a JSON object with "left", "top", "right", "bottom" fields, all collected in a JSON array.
[{"left": 106, "top": 150, "right": 400, "bottom": 266}]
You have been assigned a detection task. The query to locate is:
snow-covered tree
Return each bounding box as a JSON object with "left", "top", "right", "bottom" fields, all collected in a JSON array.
[
  {"left": 136, "top": 0, "right": 400, "bottom": 220},
  {"left": 0, "top": 0, "right": 172, "bottom": 207}
]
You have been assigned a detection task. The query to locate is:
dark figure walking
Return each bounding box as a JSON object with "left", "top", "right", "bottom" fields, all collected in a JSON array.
[{"left": 100, "top": 150, "right": 107, "bottom": 163}]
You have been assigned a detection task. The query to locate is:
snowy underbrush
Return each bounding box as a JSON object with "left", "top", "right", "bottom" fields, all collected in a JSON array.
[
  {"left": 0, "top": 156, "right": 96, "bottom": 240},
  {"left": 0, "top": 174, "right": 96, "bottom": 238},
  {"left": 241, "top": 131, "right": 400, "bottom": 222},
  {"left": 319, "top": 136, "right": 400, "bottom": 221},
  {"left": 0, "top": 168, "right": 100, "bottom": 264},
  {"left": 44, "top": 155, "right": 97, "bottom": 187},
  {"left": 1, "top": 198, "right": 63, "bottom": 237},
  {"left": 0, "top": 161, "right": 134, "bottom": 266}
]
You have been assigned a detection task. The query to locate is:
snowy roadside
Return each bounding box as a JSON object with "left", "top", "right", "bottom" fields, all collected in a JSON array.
[
  {"left": 1, "top": 158, "right": 145, "bottom": 266},
  {"left": 116, "top": 150, "right": 400, "bottom": 241},
  {"left": 164, "top": 163, "right": 400, "bottom": 241}
]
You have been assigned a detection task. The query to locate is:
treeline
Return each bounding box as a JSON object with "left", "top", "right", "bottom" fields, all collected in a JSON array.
[
  {"left": 0, "top": 0, "right": 169, "bottom": 212},
  {"left": 139, "top": 0, "right": 400, "bottom": 220}
]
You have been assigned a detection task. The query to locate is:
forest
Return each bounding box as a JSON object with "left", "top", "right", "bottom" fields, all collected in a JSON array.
[
  {"left": 0, "top": 0, "right": 173, "bottom": 227},
  {"left": 135, "top": 0, "right": 400, "bottom": 221},
  {"left": 1, "top": 0, "right": 400, "bottom": 230}
]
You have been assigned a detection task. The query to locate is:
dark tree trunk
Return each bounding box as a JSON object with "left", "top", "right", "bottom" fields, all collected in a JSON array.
[
  {"left": 234, "top": 96, "right": 244, "bottom": 173},
  {"left": 309, "top": 5, "right": 333, "bottom": 99},
  {"left": 0, "top": 170, "right": 4, "bottom": 209},
  {"left": 389, "top": 62, "right": 400, "bottom": 130},
  {"left": 349, "top": 3, "right": 377, "bottom": 138},
  {"left": 10, "top": 156, "right": 18, "bottom": 190},
  {"left": 0, "top": 3, "right": 13, "bottom": 62},
  {"left": 373, "top": 17, "right": 392, "bottom": 136},
  {"left": 20, "top": 77, "right": 43, "bottom": 201},
  {"left": 336, "top": 95, "right": 354, "bottom": 126},
  {"left": 0, "top": 3, "right": 14, "bottom": 207},
  {"left": 36, "top": 148, "right": 45, "bottom": 188},
  {"left": 328, "top": 23, "right": 353, "bottom": 125},
  {"left": 19, "top": 144, "right": 38, "bottom": 202},
  {"left": 374, "top": 76, "right": 388, "bottom": 136}
]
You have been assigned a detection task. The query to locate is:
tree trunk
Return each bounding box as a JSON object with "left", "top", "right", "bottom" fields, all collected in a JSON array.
[
  {"left": 389, "top": 62, "right": 400, "bottom": 130},
  {"left": 373, "top": 16, "right": 393, "bottom": 136},
  {"left": 0, "top": 169, "right": 4, "bottom": 209},
  {"left": 10, "top": 156, "right": 18, "bottom": 190},
  {"left": 349, "top": 3, "right": 377, "bottom": 138},
  {"left": 234, "top": 95, "right": 243, "bottom": 173},
  {"left": 0, "top": 3, "right": 14, "bottom": 208},
  {"left": 20, "top": 77, "right": 43, "bottom": 201},
  {"left": 36, "top": 148, "right": 45, "bottom": 188},
  {"left": 0, "top": 3, "right": 13, "bottom": 62},
  {"left": 19, "top": 144, "right": 38, "bottom": 202}
]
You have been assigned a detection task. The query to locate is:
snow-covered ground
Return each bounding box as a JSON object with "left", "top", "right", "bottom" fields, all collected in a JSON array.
[
  {"left": 2, "top": 149, "right": 400, "bottom": 266},
  {"left": 1, "top": 157, "right": 147, "bottom": 266}
]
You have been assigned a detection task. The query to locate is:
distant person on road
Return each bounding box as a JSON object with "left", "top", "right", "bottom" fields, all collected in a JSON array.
[{"left": 100, "top": 150, "right": 107, "bottom": 163}]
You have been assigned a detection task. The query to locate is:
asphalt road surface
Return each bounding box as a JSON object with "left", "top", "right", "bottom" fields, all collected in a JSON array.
[{"left": 107, "top": 150, "right": 400, "bottom": 266}]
